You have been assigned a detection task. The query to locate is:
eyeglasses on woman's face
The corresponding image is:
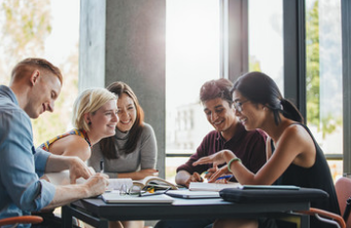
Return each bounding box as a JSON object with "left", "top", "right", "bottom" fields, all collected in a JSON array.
[{"left": 233, "top": 100, "right": 249, "bottom": 113}]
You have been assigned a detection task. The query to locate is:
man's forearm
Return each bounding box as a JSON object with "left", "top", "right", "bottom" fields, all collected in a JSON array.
[
  {"left": 45, "top": 154, "right": 73, "bottom": 172},
  {"left": 43, "top": 173, "right": 108, "bottom": 209},
  {"left": 43, "top": 184, "right": 88, "bottom": 209}
]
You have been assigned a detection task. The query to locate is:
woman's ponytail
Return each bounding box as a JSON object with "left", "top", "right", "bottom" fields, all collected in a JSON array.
[{"left": 280, "top": 98, "right": 304, "bottom": 123}]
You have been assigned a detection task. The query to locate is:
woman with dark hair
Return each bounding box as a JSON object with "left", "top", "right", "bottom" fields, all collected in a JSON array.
[
  {"left": 175, "top": 78, "right": 266, "bottom": 188},
  {"left": 88, "top": 81, "right": 157, "bottom": 228},
  {"left": 194, "top": 72, "right": 339, "bottom": 228},
  {"left": 155, "top": 78, "right": 267, "bottom": 228},
  {"left": 89, "top": 81, "right": 157, "bottom": 180}
]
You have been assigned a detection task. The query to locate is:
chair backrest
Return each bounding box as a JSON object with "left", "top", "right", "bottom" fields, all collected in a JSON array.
[
  {"left": 335, "top": 177, "right": 351, "bottom": 228},
  {"left": 0, "top": 215, "right": 43, "bottom": 226}
]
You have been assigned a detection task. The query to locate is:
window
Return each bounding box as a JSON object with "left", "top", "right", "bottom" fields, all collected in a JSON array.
[
  {"left": 0, "top": 0, "right": 79, "bottom": 146},
  {"left": 305, "top": 0, "right": 343, "bottom": 180},
  {"left": 227, "top": 0, "right": 346, "bottom": 180},
  {"left": 166, "top": 0, "right": 220, "bottom": 180},
  {"left": 248, "top": 0, "right": 284, "bottom": 92}
]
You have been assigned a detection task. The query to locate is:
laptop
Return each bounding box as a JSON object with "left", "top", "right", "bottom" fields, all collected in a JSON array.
[{"left": 166, "top": 190, "right": 220, "bottom": 199}]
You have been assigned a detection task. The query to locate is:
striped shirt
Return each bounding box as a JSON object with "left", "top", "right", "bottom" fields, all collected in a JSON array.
[{"left": 39, "top": 129, "right": 91, "bottom": 151}]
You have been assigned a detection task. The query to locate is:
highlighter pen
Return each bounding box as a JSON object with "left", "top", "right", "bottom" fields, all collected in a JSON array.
[
  {"left": 100, "top": 160, "right": 104, "bottom": 173},
  {"left": 216, "top": 174, "right": 233, "bottom": 180}
]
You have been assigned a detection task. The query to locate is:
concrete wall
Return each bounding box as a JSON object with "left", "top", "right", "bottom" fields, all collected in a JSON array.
[
  {"left": 79, "top": 0, "right": 106, "bottom": 89},
  {"left": 79, "top": 0, "right": 166, "bottom": 177}
]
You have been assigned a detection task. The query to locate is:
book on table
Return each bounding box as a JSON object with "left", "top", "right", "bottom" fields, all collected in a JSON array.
[
  {"left": 102, "top": 176, "right": 178, "bottom": 204},
  {"left": 132, "top": 176, "right": 179, "bottom": 190}
]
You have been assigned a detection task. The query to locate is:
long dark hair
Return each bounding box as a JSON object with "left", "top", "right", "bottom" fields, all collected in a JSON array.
[
  {"left": 231, "top": 72, "right": 304, "bottom": 125},
  {"left": 99, "top": 81, "right": 145, "bottom": 159}
]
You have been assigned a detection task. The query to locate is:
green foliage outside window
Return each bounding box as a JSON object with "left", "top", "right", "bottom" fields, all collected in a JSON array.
[
  {"left": 306, "top": 0, "right": 320, "bottom": 128},
  {"left": 306, "top": 0, "right": 341, "bottom": 138},
  {"left": 0, "top": 0, "right": 78, "bottom": 146}
]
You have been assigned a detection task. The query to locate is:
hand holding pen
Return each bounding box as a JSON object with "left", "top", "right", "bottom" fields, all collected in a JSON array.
[
  {"left": 207, "top": 165, "right": 232, "bottom": 183},
  {"left": 100, "top": 160, "right": 104, "bottom": 173},
  {"left": 216, "top": 174, "right": 234, "bottom": 180},
  {"left": 214, "top": 174, "right": 233, "bottom": 184}
]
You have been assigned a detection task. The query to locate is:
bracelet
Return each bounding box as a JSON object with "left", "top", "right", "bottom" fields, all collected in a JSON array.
[{"left": 227, "top": 157, "right": 241, "bottom": 172}]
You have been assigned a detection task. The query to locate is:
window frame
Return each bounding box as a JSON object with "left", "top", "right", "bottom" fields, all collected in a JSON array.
[
  {"left": 166, "top": 0, "right": 351, "bottom": 176},
  {"left": 224, "top": 0, "right": 349, "bottom": 175},
  {"left": 342, "top": 0, "right": 351, "bottom": 175}
]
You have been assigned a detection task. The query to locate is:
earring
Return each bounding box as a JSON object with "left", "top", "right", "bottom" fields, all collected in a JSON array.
[{"left": 263, "top": 107, "right": 267, "bottom": 111}]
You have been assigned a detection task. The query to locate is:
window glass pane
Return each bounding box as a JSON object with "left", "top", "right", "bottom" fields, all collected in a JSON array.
[
  {"left": 166, "top": 0, "right": 220, "bottom": 180},
  {"left": 248, "top": 0, "right": 284, "bottom": 93},
  {"left": 305, "top": 0, "right": 343, "bottom": 180},
  {"left": 0, "top": 0, "right": 79, "bottom": 146}
]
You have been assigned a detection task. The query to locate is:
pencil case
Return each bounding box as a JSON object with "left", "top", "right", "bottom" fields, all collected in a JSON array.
[{"left": 219, "top": 187, "right": 329, "bottom": 203}]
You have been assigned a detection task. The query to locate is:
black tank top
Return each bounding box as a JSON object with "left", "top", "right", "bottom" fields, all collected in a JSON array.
[{"left": 272, "top": 123, "right": 340, "bottom": 228}]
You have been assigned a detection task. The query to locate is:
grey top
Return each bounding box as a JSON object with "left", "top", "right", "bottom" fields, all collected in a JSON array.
[{"left": 88, "top": 123, "right": 157, "bottom": 178}]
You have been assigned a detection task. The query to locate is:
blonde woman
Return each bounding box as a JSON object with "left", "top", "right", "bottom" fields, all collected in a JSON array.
[
  {"left": 89, "top": 81, "right": 158, "bottom": 228},
  {"left": 39, "top": 88, "right": 119, "bottom": 161}
]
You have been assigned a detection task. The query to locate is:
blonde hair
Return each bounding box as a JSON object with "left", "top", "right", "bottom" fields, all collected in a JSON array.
[{"left": 72, "top": 88, "right": 117, "bottom": 132}]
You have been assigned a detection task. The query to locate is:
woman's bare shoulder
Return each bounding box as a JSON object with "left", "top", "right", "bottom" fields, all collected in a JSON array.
[{"left": 60, "top": 135, "right": 91, "bottom": 160}]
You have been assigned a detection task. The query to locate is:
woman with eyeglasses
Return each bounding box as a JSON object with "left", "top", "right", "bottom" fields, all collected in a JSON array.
[
  {"left": 155, "top": 78, "right": 267, "bottom": 228},
  {"left": 175, "top": 78, "right": 267, "bottom": 188},
  {"left": 194, "top": 72, "right": 340, "bottom": 228}
]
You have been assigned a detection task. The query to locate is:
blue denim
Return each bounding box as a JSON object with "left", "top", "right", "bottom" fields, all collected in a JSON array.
[{"left": 0, "top": 85, "right": 55, "bottom": 227}]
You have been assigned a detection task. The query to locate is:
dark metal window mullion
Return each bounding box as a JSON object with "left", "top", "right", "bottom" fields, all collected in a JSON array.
[
  {"left": 342, "top": 0, "right": 351, "bottom": 176},
  {"left": 283, "top": 0, "right": 306, "bottom": 119}
]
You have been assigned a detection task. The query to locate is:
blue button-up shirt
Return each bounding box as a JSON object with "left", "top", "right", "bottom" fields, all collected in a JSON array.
[{"left": 0, "top": 85, "right": 56, "bottom": 227}]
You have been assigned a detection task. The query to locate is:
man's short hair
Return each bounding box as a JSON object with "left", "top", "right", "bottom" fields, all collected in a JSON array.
[
  {"left": 199, "top": 78, "right": 233, "bottom": 106},
  {"left": 11, "top": 58, "right": 63, "bottom": 84}
]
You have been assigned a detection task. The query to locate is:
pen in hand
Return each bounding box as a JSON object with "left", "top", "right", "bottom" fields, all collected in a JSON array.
[
  {"left": 100, "top": 160, "right": 104, "bottom": 173},
  {"left": 216, "top": 174, "right": 233, "bottom": 180}
]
